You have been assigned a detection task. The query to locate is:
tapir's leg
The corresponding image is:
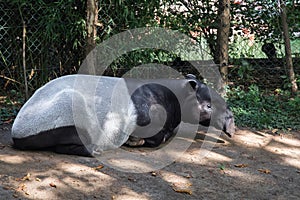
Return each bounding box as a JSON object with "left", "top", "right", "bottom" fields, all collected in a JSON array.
[
  {"left": 13, "top": 126, "right": 92, "bottom": 156},
  {"left": 143, "top": 129, "right": 173, "bottom": 147},
  {"left": 125, "top": 129, "right": 174, "bottom": 148},
  {"left": 52, "top": 144, "right": 92, "bottom": 157},
  {"left": 142, "top": 135, "right": 164, "bottom": 147},
  {"left": 124, "top": 136, "right": 145, "bottom": 147}
]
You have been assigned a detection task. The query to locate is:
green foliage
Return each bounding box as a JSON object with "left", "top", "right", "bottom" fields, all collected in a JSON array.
[
  {"left": 280, "top": 74, "right": 300, "bottom": 90},
  {"left": 98, "top": 0, "right": 161, "bottom": 41},
  {"left": 9, "top": 0, "right": 86, "bottom": 50},
  {"left": 156, "top": 0, "right": 218, "bottom": 58},
  {"left": 231, "top": 0, "right": 278, "bottom": 43},
  {"left": 96, "top": 0, "right": 219, "bottom": 60},
  {"left": 0, "top": 90, "right": 23, "bottom": 124},
  {"left": 3, "top": 0, "right": 87, "bottom": 91},
  {"left": 227, "top": 85, "right": 300, "bottom": 131},
  {"left": 106, "top": 49, "right": 176, "bottom": 76},
  {"left": 218, "top": 163, "right": 226, "bottom": 171},
  {"left": 291, "top": 39, "right": 300, "bottom": 56},
  {"left": 229, "top": 36, "right": 300, "bottom": 59},
  {"left": 229, "top": 36, "right": 269, "bottom": 58},
  {"left": 286, "top": 0, "right": 300, "bottom": 40},
  {"left": 236, "top": 61, "right": 254, "bottom": 81},
  {"left": 231, "top": 0, "right": 300, "bottom": 43},
  {"left": 96, "top": 0, "right": 216, "bottom": 75}
]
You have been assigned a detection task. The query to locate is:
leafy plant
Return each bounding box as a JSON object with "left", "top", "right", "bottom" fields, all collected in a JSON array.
[
  {"left": 228, "top": 85, "right": 300, "bottom": 131},
  {"left": 280, "top": 74, "right": 300, "bottom": 90},
  {"left": 219, "top": 163, "right": 226, "bottom": 171},
  {"left": 3, "top": 0, "right": 87, "bottom": 92},
  {"left": 0, "top": 90, "right": 23, "bottom": 124}
]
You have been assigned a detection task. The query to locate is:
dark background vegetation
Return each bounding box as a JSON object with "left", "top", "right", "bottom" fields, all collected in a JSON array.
[{"left": 0, "top": 0, "right": 299, "bottom": 131}]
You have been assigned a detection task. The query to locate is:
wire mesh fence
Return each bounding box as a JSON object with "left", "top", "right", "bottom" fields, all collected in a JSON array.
[
  {"left": 0, "top": 1, "right": 85, "bottom": 93},
  {"left": 0, "top": 0, "right": 299, "bottom": 95}
]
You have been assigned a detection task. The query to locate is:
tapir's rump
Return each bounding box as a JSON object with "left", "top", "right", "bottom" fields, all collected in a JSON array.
[{"left": 12, "top": 75, "right": 137, "bottom": 155}]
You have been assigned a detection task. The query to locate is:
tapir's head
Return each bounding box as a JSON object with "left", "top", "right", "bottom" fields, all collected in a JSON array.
[{"left": 182, "top": 74, "right": 235, "bottom": 137}]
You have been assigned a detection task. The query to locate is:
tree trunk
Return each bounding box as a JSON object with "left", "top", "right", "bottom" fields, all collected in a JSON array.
[
  {"left": 86, "top": 0, "right": 98, "bottom": 56},
  {"left": 279, "top": 0, "right": 298, "bottom": 94},
  {"left": 216, "top": 0, "right": 231, "bottom": 89}
]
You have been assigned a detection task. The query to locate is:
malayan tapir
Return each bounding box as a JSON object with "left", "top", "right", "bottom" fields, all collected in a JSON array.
[{"left": 11, "top": 74, "right": 235, "bottom": 156}]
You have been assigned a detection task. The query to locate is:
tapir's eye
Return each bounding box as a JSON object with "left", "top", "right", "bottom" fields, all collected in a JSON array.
[{"left": 207, "top": 104, "right": 212, "bottom": 110}]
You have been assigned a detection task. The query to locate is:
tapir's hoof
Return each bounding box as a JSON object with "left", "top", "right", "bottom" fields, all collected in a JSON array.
[{"left": 125, "top": 136, "right": 145, "bottom": 147}]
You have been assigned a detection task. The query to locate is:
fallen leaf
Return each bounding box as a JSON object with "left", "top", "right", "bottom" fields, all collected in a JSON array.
[
  {"left": 17, "top": 183, "right": 26, "bottom": 191},
  {"left": 29, "top": 69, "right": 35, "bottom": 80},
  {"left": 234, "top": 164, "right": 248, "bottom": 168},
  {"left": 151, "top": 172, "right": 157, "bottom": 177},
  {"left": 258, "top": 169, "right": 271, "bottom": 174},
  {"left": 35, "top": 177, "right": 41, "bottom": 182},
  {"left": 271, "top": 129, "right": 279, "bottom": 134},
  {"left": 21, "top": 173, "right": 31, "bottom": 181},
  {"left": 127, "top": 177, "right": 136, "bottom": 182},
  {"left": 172, "top": 182, "right": 192, "bottom": 195},
  {"left": 49, "top": 182, "right": 57, "bottom": 188},
  {"left": 93, "top": 165, "right": 104, "bottom": 170},
  {"left": 15, "top": 183, "right": 30, "bottom": 196}
]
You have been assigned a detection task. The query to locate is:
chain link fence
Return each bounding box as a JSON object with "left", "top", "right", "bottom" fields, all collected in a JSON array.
[
  {"left": 0, "top": 1, "right": 299, "bottom": 94},
  {"left": 0, "top": 1, "right": 85, "bottom": 93},
  {"left": 228, "top": 0, "right": 300, "bottom": 90}
]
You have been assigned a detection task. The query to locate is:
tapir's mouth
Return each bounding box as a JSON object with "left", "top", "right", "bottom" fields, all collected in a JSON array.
[
  {"left": 224, "top": 130, "right": 233, "bottom": 138},
  {"left": 224, "top": 115, "right": 235, "bottom": 138},
  {"left": 224, "top": 125, "right": 236, "bottom": 138}
]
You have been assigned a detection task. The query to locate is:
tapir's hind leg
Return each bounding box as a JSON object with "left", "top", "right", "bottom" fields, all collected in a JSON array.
[
  {"left": 13, "top": 126, "right": 92, "bottom": 156},
  {"left": 51, "top": 144, "right": 92, "bottom": 157}
]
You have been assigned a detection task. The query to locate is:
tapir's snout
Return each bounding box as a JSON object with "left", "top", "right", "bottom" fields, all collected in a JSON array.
[{"left": 223, "top": 110, "right": 235, "bottom": 137}]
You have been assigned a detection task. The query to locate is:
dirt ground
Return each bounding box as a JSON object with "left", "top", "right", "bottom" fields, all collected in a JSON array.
[{"left": 0, "top": 124, "right": 300, "bottom": 200}]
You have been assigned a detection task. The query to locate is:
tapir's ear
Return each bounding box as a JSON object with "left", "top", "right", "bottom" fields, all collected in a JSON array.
[
  {"left": 185, "top": 74, "right": 198, "bottom": 90},
  {"left": 184, "top": 79, "right": 198, "bottom": 91},
  {"left": 186, "top": 74, "right": 197, "bottom": 80}
]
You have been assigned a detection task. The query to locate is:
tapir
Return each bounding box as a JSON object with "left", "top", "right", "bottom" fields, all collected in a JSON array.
[{"left": 11, "top": 74, "right": 235, "bottom": 156}]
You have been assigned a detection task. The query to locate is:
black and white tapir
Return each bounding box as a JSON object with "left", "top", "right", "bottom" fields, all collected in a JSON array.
[{"left": 11, "top": 74, "right": 235, "bottom": 156}]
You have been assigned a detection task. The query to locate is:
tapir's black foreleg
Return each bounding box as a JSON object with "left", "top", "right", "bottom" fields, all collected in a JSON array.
[
  {"left": 143, "top": 129, "right": 174, "bottom": 147},
  {"left": 125, "top": 128, "right": 174, "bottom": 148}
]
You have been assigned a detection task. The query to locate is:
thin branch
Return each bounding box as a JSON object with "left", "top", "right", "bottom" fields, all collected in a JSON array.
[
  {"left": 22, "top": 21, "right": 29, "bottom": 100},
  {"left": 0, "top": 75, "right": 22, "bottom": 85}
]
